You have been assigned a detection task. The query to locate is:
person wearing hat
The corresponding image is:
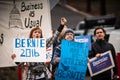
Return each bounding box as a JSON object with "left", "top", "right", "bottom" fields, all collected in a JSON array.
[
  {"left": 51, "top": 28, "right": 74, "bottom": 79},
  {"left": 63, "top": 28, "right": 74, "bottom": 41}
]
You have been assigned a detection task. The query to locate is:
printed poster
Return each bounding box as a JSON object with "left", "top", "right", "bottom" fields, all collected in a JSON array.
[
  {"left": 55, "top": 40, "right": 89, "bottom": 80},
  {"left": 74, "top": 35, "right": 91, "bottom": 50},
  {"left": 88, "top": 50, "right": 115, "bottom": 76}
]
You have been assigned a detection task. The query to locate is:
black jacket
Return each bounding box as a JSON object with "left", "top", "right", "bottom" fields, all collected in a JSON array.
[{"left": 89, "top": 39, "right": 118, "bottom": 80}]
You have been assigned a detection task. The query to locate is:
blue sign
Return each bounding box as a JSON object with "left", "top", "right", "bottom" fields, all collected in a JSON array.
[
  {"left": 55, "top": 40, "right": 89, "bottom": 80},
  {"left": 74, "top": 35, "right": 91, "bottom": 50}
]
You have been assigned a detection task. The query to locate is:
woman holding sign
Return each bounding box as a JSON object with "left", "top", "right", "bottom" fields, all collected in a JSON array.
[
  {"left": 51, "top": 28, "right": 75, "bottom": 80},
  {"left": 89, "top": 27, "right": 118, "bottom": 80},
  {"left": 11, "top": 17, "right": 67, "bottom": 80}
]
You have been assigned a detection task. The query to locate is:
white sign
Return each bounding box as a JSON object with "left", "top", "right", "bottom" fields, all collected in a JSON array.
[
  {"left": 13, "top": 38, "right": 46, "bottom": 62},
  {"left": 0, "top": 0, "right": 52, "bottom": 67},
  {"left": 46, "top": 47, "right": 53, "bottom": 62}
]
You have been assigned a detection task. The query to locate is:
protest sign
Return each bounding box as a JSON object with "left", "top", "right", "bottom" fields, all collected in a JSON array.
[
  {"left": 88, "top": 50, "right": 115, "bottom": 76},
  {"left": 0, "top": 0, "right": 52, "bottom": 67},
  {"left": 13, "top": 38, "right": 46, "bottom": 62},
  {"left": 55, "top": 40, "right": 89, "bottom": 80},
  {"left": 75, "top": 35, "right": 91, "bottom": 50}
]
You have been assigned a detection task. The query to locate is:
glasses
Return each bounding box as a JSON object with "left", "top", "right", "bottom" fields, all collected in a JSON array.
[{"left": 96, "top": 32, "right": 103, "bottom": 34}]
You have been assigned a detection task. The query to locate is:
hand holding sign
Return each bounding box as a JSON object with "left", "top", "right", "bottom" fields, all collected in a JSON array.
[
  {"left": 11, "top": 54, "right": 16, "bottom": 60},
  {"left": 95, "top": 53, "right": 101, "bottom": 58},
  {"left": 55, "top": 57, "right": 60, "bottom": 62},
  {"left": 13, "top": 38, "right": 46, "bottom": 62},
  {"left": 88, "top": 51, "right": 115, "bottom": 77}
]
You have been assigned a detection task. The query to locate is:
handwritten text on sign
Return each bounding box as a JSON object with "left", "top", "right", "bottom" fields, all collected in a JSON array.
[
  {"left": 56, "top": 40, "right": 89, "bottom": 80},
  {"left": 13, "top": 38, "right": 46, "bottom": 62}
]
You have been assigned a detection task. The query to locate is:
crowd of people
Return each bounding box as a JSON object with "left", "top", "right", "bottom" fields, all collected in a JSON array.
[{"left": 11, "top": 17, "right": 118, "bottom": 80}]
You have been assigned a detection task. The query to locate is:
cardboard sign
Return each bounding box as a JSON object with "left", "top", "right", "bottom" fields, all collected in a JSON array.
[
  {"left": 88, "top": 50, "right": 115, "bottom": 76},
  {"left": 13, "top": 38, "right": 46, "bottom": 62},
  {"left": 55, "top": 40, "right": 89, "bottom": 80}
]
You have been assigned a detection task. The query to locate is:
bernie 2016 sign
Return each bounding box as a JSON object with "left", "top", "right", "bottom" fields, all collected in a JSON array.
[{"left": 13, "top": 38, "right": 46, "bottom": 62}]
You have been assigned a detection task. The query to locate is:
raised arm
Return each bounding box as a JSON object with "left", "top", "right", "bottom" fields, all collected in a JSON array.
[{"left": 46, "top": 17, "right": 67, "bottom": 48}]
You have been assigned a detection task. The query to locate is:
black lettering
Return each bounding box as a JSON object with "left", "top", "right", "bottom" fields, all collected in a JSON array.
[
  {"left": 39, "top": 15, "right": 42, "bottom": 26},
  {"left": 21, "top": 2, "right": 43, "bottom": 12},
  {"left": 24, "top": 16, "right": 42, "bottom": 28},
  {"left": 0, "top": 33, "right": 4, "bottom": 45},
  {"left": 24, "top": 18, "right": 29, "bottom": 28},
  {"left": 21, "top": 2, "right": 26, "bottom": 12}
]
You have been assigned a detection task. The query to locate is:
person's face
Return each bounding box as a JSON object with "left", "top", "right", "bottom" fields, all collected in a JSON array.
[
  {"left": 64, "top": 32, "right": 74, "bottom": 40},
  {"left": 95, "top": 29, "right": 105, "bottom": 40},
  {"left": 32, "top": 29, "right": 42, "bottom": 38}
]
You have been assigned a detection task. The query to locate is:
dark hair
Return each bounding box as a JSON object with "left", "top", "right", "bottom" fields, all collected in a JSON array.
[{"left": 94, "top": 27, "right": 106, "bottom": 36}]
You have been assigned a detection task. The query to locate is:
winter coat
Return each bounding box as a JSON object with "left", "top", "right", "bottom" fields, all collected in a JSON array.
[
  {"left": 89, "top": 39, "right": 118, "bottom": 80},
  {"left": 18, "top": 24, "right": 64, "bottom": 80}
]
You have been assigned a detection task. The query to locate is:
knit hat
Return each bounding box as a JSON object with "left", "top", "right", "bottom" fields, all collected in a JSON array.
[{"left": 63, "top": 28, "right": 74, "bottom": 38}]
